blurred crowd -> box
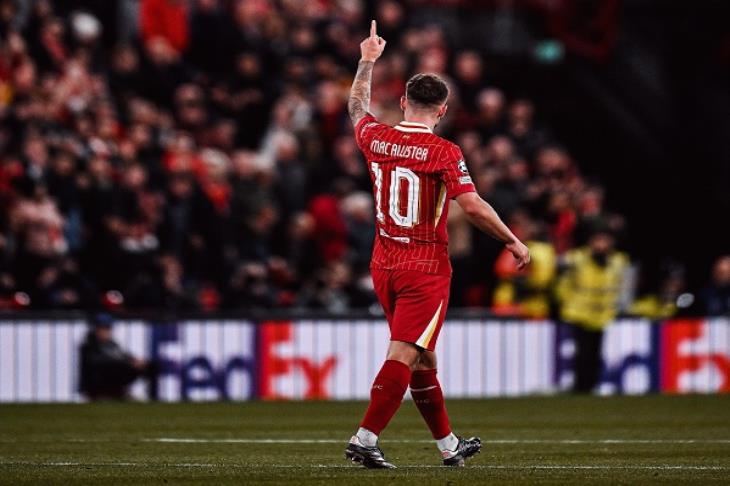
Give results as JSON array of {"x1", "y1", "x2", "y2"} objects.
[{"x1": 0, "y1": 0, "x2": 727, "y2": 316}]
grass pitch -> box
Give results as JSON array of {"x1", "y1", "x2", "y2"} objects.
[{"x1": 1, "y1": 395, "x2": 729, "y2": 485}]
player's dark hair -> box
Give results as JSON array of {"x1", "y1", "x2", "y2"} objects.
[{"x1": 405, "y1": 73, "x2": 449, "y2": 109}]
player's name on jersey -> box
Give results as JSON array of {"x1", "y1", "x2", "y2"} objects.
[{"x1": 370, "y1": 139, "x2": 429, "y2": 161}]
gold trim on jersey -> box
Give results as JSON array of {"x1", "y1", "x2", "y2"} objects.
[{"x1": 416, "y1": 300, "x2": 444, "y2": 349}]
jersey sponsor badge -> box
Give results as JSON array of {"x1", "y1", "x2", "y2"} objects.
[{"x1": 459, "y1": 175, "x2": 473, "y2": 184}]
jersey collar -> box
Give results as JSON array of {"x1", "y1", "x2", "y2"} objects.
[{"x1": 394, "y1": 121, "x2": 433, "y2": 134}]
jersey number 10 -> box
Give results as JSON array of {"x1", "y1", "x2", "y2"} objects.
[{"x1": 371, "y1": 163, "x2": 420, "y2": 228}]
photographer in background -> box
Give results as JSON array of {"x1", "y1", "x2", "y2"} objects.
[{"x1": 79, "y1": 313, "x2": 156, "y2": 400}]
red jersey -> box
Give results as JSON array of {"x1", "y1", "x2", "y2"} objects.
[{"x1": 355, "y1": 114, "x2": 476, "y2": 276}]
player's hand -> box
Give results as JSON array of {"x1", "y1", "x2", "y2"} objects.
[
  {"x1": 506, "y1": 240, "x2": 531, "y2": 270},
  {"x1": 360, "y1": 20, "x2": 386, "y2": 62}
]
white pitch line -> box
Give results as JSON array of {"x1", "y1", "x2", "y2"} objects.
[
  {"x1": 0, "y1": 462, "x2": 728, "y2": 471},
  {"x1": 144, "y1": 438, "x2": 730, "y2": 445},
  {"x1": 3, "y1": 438, "x2": 730, "y2": 445},
  {"x1": 0, "y1": 462, "x2": 217, "y2": 468},
  {"x1": 147, "y1": 438, "x2": 348, "y2": 444}
]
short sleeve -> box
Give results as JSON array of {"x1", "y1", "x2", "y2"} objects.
[
  {"x1": 354, "y1": 113, "x2": 380, "y2": 153},
  {"x1": 440, "y1": 146, "x2": 476, "y2": 199}
]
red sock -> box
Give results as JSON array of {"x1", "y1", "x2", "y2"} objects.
[
  {"x1": 360, "y1": 360, "x2": 412, "y2": 435},
  {"x1": 410, "y1": 369, "x2": 452, "y2": 439}
]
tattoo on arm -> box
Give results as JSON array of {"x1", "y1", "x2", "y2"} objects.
[{"x1": 348, "y1": 60, "x2": 374, "y2": 125}]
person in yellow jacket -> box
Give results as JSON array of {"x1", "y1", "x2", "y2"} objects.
[
  {"x1": 555, "y1": 227, "x2": 630, "y2": 393},
  {"x1": 492, "y1": 221, "x2": 557, "y2": 318},
  {"x1": 629, "y1": 266, "x2": 687, "y2": 319}
]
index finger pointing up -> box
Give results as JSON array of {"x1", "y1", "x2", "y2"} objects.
[{"x1": 370, "y1": 20, "x2": 377, "y2": 38}]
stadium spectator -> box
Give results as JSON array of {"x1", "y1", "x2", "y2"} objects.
[
  {"x1": 34, "y1": 256, "x2": 98, "y2": 309},
  {"x1": 699, "y1": 256, "x2": 730, "y2": 316},
  {"x1": 0, "y1": 1, "x2": 640, "y2": 312},
  {"x1": 629, "y1": 264, "x2": 686, "y2": 319},
  {"x1": 555, "y1": 226, "x2": 630, "y2": 393},
  {"x1": 474, "y1": 88, "x2": 506, "y2": 140},
  {"x1": 79, "y1": 313, "x2": 157, "y2": 400},
  {"x1": 340, "y1": 190, "x2": 375, "y2": 272},
  {"x1": 308, "y1": 180, "x2": 350, "y2": 265},
  {"x1": 492, "y1": 214, "x2": 557, "y2": 318},
  {"x1": 452, "y1": 50, "x2": 486, "y2": 110},
  {"x1": 9, "y1": 178, "x2": 67, "y2": 296},
  {"x1": 140, "y1": 0, "x2": 189, "y2": 56},
  {"x1": 506, "y1": 98, "x2": 548, "y2": 158}
]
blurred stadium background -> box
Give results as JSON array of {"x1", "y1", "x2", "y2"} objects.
[
  {"x1": 0, "y1": 0, "x2": 728, "y2": 399},
  {"x1": 0, "y1": 0, "x2": 729, "y2": 482}
]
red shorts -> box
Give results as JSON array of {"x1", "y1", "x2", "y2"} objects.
[{"x1": 371, "y1": 268, "x2": 451, "y2": 352}]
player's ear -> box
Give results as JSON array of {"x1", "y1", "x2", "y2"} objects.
[
  {"x1": 400, "y1": 95, "x2": 407, "y2": 112},
  {"x1": 437, "y1": 104, "x2": 448, "y2": 119}
]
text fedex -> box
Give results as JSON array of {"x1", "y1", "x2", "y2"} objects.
[{"x1": 151, "y1": 321, "x2": 339, "y2": 401}]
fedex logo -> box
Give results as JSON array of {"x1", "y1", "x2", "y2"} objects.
[
  {"x1": 150, "y1": 321, "x2": 338, "y2": 401},
  {"x1": 555, "y1": 318, "x2": 730, "y2": 395},
  {"x1": 145, "y1": 318, "x2": 729, "y2": 401},
  {"x1": 660, "y1": 319, "x2": 730, "y2": 393},
  {"x1": 257, "y1": 322, "x2": 338, "y2": 400},
  {"x1": 554, "y1": 321, "x2": 660, "y2": 394}
]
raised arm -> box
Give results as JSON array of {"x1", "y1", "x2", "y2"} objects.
[
  {"x1": 348, "y1": 20, "x2": 386, "y2": 125},
  {"x1": 455, "y1": 192, "x2": 531, "y2": 269}
]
